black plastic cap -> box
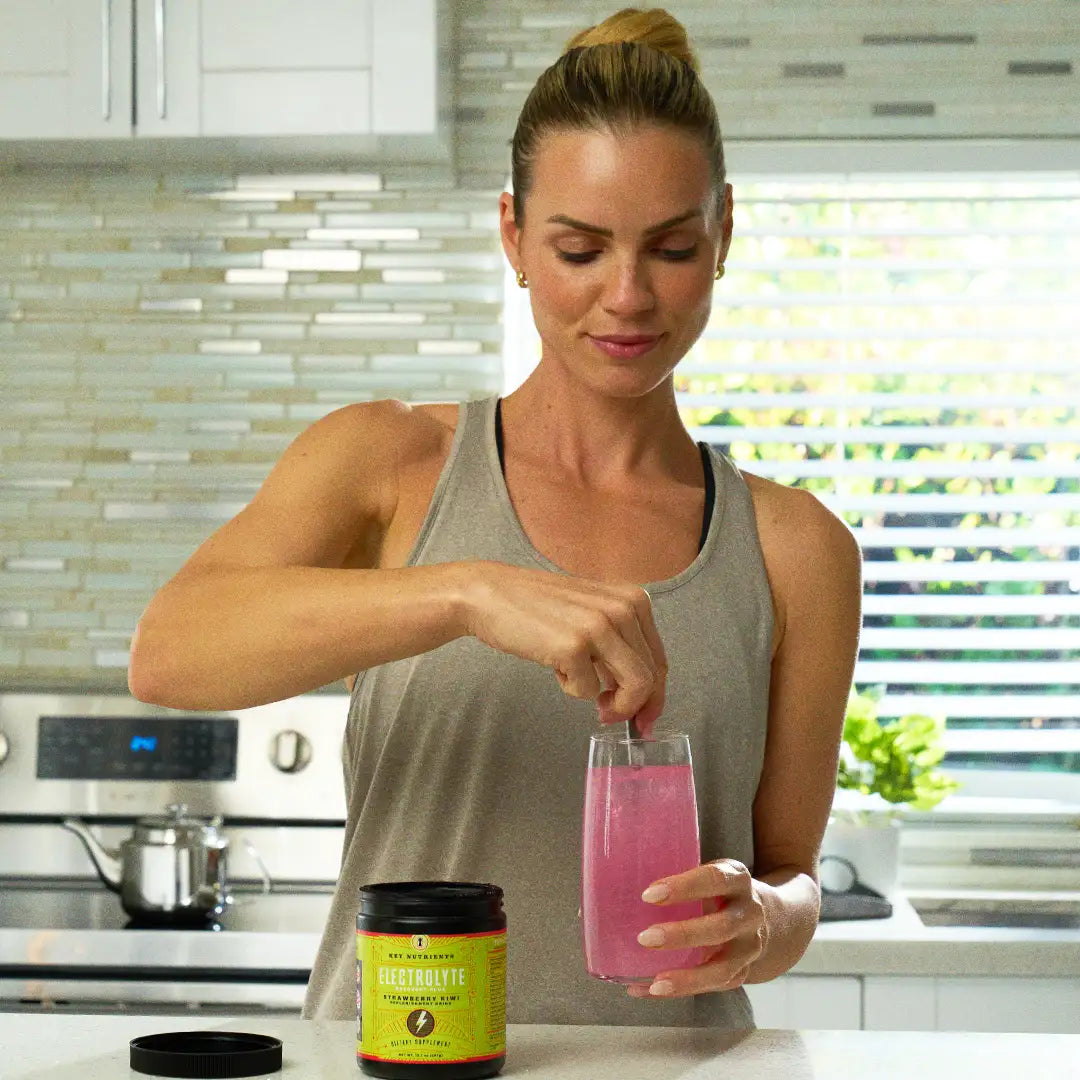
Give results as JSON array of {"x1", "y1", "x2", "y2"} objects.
[{"x1": 130, "y1": 1031, "x2": 283, "y2": 1078}]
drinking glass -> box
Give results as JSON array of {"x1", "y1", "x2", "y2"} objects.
[{"x1": 581, "y1": 730, "x2": 705, "y2": 984}]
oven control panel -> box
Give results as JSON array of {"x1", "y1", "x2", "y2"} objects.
[
  {"x1": 0, "y1": 692, "x2": 348, "y2": 820},
  {"x1": 37, "y1": 715, "x2": 238, "y2": 781}
]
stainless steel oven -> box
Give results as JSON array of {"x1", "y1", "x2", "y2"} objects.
[{"x1": 0, "y1": 692, "x2": 350, "y2": 1014}]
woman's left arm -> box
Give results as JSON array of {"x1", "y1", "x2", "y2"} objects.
[{"x1": 628, "y1": 488, "x2": 862, "y2": 998}]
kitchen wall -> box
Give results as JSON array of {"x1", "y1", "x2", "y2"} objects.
[
  {"x1": 0, "y1": 168, "x2": 504, "y2": 692},
  {"x1": 2, "y1": 1, "x2": 1078, "y2": 691},
  {"x1": 455, "y1": 0, "x2": 1080, "y2": 186}
]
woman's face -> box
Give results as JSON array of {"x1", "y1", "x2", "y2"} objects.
[{"x1": 500, "y1": 123, "x2": 733, "y2": 397}]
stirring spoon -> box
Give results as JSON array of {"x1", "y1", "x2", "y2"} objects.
[{"x1": 625, "y1": 715, "x2": 642, "y2": 767}]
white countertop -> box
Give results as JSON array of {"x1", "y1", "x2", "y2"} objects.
[
  {"x1": 794, "y1": 895, "x2": 1080, "y2": 977},
  {"x1": 3, "y1": 894, "x2": 1079, "y2": 987},
  {"x1": 4, "y1": 1015, "x2": 1079, "y2": 1079}
]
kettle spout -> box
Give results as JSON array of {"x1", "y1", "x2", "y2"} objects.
[{"x1": 61, "y1": 818, "x2": 122, "y2": 893}]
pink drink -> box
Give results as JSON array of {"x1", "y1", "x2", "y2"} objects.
[{"x1": 582, "y1": 761, "x2": 704, "y2": 983}]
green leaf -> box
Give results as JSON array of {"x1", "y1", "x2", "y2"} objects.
[{"x1": 838, "y1": 691, "x2": 960, "y2": 809}]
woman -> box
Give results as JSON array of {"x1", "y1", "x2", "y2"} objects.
[{"x1": 128, "y1": 8, "x2": 861, "y2": 1028}]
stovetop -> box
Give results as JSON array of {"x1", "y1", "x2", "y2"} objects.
[
  {"x1": 0, "y1": 879, "x2": 333, "y2": 933},
  {"x1": 0, "y1": 880, "x2": 334, "y2": 974}
]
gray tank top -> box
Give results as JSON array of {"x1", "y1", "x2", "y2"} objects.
[{"x1": 302, "y1": 394, "x2": 773, "y2": 1027}]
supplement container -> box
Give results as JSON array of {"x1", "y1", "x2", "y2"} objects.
[{"x1": 356, "y1": 881, "x2": 506, "y2": 1079}]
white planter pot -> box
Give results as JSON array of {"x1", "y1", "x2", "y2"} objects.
[{"x1": 820, "y1": 816, "x2": 902, "y2": 899}]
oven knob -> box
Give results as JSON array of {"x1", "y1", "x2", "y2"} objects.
[
  {"x1": 270, "y1": 729, "x2": 311, "y2": 774},
  {"x1": 0, "y1": 731, "x2": 8, "y2": 768}
]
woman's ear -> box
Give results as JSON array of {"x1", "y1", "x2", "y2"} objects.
[
  {"x1": 718, "y1": 183, "x2": 734, "y2": 266},
  {"x1": 499, "y1": 192, "x2": 524, "y2": 275}
]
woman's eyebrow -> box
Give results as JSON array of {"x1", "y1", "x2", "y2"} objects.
[{"x1": 545, "y1": 208, "x2": 702, "y2": 238}]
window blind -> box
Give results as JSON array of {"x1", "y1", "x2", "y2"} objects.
[
  {"x1": 680, "y1": 178, "x2": 1080, "y2": 794},
  {"x1": 503, "y1": 177, "x2": 1080, "y2": 797}
]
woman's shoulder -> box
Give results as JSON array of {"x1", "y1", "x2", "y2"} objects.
[
  {"x1": 259, "y1": 399, "x2": 462, "y2": 540},
  {"x1": 298, "y1": 398, "x2": 461, "y2": 469},
  {"x1": 740, "y1": 469, "x2": 852, "y2": 540},
  {"x1": 739, "y1": 469, "x2": 861, "y2": 654},
  {"x1": 318, "y1": 396, "x2": 459, "y2": 440}
]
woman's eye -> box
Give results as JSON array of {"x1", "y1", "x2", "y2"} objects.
[
  {"x1": 658, "y1": 246, "x2": 698, "y2": 261},
  {"x1": 555, "y1": 245, "x2": 699, "y2": 265}
]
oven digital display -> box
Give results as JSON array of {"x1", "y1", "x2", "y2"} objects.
[{"x1": 36, "y1": 716, "x2": 238, "y2": 781}]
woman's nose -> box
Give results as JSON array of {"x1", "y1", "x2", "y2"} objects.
[{"x1": 601, "y1": 260, "x2": 656, "y2": 317}]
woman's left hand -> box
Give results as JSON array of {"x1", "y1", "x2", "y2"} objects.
[{"x1": 626, "y1": 858, "x2": 770, "y2": 999}]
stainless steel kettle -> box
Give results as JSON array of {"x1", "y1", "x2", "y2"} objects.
[{"x1": 61, "y1": 803, "x2": 230, "y2": 923}]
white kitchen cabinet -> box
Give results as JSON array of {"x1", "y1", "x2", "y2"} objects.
[
  {"x1": 370, "y1": 0, "x2": 437, "y2": 134},
  {"x1": 137, "y1": 0, "x2": 437, "y2": 138},
  {"x1": 862, "y1": 977, "x2": 937, "y2": 1031},
  {"x1": 864, "y1": 976, "x2": 1080, "y2": 1034},
  {"x1": 0, "y1": 0, "x2": 132, "y2": 139},
  {"x1": 0, "y1": 0, "x2": 436, "y2": 141},
  {"x1": 745, "y1": 975, "x2": 862, "y2": 1030}
]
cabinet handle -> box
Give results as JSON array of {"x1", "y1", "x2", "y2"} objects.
[
  {"x1": 155, "y1": 0, "x2": 167, "y2": 119},
  {"x1": 101, "y1": 0, "x2": 111, "y2": 120}
]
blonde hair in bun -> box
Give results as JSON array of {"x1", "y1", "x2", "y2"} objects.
[
  {"x1": 510, "y1": 7, "x2": 724, "y2": 224},
  {"x1": 564, "y1": 7, "x2": 700, "y2": 73}
]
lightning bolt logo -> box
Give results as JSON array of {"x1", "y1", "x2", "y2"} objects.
[{"x1": 407, "y1": 1008, "x2": 435, "y2": 1038}]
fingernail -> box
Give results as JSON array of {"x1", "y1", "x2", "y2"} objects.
[
  {"x1": 649, "y1": 980, "x2": 674, "y2": 997},
  {"x1": 637, "y1": 927, "x2": 665, "y2": 947},
  {"x1": 641, "y1": 884, "x2": 670, "y2": 903}
]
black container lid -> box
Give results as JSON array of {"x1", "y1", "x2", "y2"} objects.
[
  {"x1": 358, "y1": 881, "x2": 504, "y2": 919},
  {"x1": 129, "y1": 1031, "x2": 282, "y2": 1078}
]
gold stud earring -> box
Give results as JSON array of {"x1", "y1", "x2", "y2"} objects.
[
  {"x1": 516, "y1": 270, "x2": 528, "y2": 289},
  {"x1": 715, "y1": 264, "x2": 725, "y2": 281}
]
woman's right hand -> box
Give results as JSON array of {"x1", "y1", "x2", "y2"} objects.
[{"x1": 458, "y1": 561, "x2": 667, "y2": 732}]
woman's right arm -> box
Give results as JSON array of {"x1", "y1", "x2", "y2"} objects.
[
  {"x1": 128, "y1": 400, "x2": 667, "y2": 723},
  {"x1": 127, "y1": 401, "x2": 472, "y2": 710}
]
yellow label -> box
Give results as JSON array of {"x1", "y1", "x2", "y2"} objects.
[{"x1": 357, "y1": 929, "x2": 506, "y2": 1065}]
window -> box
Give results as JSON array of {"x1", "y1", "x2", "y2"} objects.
[{"x1": 503, "y1": 174, "x2": 1080, "y2": 804}]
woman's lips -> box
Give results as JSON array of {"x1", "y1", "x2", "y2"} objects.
[{"x1": 587, "y1": 334, "x2": 662, "y2": 359}]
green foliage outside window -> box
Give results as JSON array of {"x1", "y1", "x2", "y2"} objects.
[{"x1": 676, "y1": 180, "x2": 1080, "y2": 777}]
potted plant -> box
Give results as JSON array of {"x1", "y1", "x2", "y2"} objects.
[{"x1": 821, "y1": 685, "x2": 960, "y2": 899}]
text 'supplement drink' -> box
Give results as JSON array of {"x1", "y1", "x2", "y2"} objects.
[{"x1": 582, "y1": 733, "x2": 705, "y2": 984}]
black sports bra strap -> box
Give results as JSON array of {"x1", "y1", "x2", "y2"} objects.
[{"x1": 697, "y1": 441, "x2": 715, "y2": 554}]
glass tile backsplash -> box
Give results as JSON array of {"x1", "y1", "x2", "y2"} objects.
[{"x1": 0, "y1": 169, "x2": 503, "y2": 689}]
